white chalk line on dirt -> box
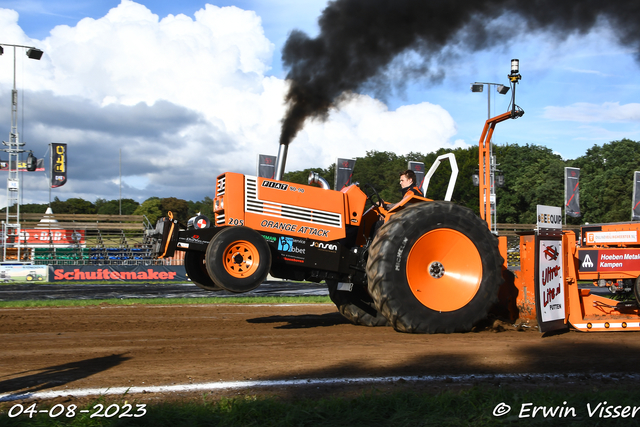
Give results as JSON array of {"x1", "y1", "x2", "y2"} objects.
[{"x1": 1, "y1": 372, "x2": 638, "y2": 403}]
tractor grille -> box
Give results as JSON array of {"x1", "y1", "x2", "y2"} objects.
[
  {"x1": 215, "y1": 175, "x2": 226, "y2": 225},
  {"x1": 245, "y1": 176, "x2": 342, "y2": 228},
  {"x1": 216, "y1": 176, "x2": 226, "y2": 196}
]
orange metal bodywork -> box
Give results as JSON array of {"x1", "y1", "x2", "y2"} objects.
[
  {"x1": 507, "y1": 233, "x2": 537, "y2": 321},
  {"x1": 214, "y1": 172, "x2": 369, "y2": 242},
  {"x1": 510, "y1": 229, "x2": 640, "y2": 331},
  {"x1": 563, "y1": 231, "x2": 640, "y2": 331},
  {"x1": 582, "y1": 222, "x2": 640, "y2": 247},
  {"x1": 577, "y1": 222, "x2": 640, "y2": 282},
  {"x1": 478, "y1": 111, "x2": 514, "y2": 228}
]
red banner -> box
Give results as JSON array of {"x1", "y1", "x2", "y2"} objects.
[
  {"x1": 15, "y1": 229, "x2": 85, "y2": 245},
  {"x1": 579, "y1": 248, "x2": 640, "y2": 272}
]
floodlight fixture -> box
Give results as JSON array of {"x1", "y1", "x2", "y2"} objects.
[
  {"x1": 26, "y1": 151, "x2": 37, "y2": 171},
  {"x1": 497, "y1": 84, "x2": 510, "y2": 95},
  {"x1": 471, "y1": 83, "x2": 484, "y2": 93},
  {"x1": 0, "y1": 46, "x2": 3, "y2": 56},
  {"x1": 26, "y1": 48, "x2": 43, "y2": 60}
]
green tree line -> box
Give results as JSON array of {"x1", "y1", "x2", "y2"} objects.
[
  {"x1": 7, "y1": 138, "x2": 638, "y2": 227},
  {"x1": 284, "y1": 138, "x2": 640, "y2": 224},
  {"x1": 14, "y1": 196, "x2": 214, "y2": 227}
]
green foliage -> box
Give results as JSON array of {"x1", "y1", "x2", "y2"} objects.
[
  {"x1": 160, "y1": 197, "x2": 190, "y2": 225},
  {"x1": 573, "y1": 139, "x2": 640, "y2": 223},
  {"x1": 284, "y1": 165, "x2": 335, "y2": 189},
  {"x1": 188, "y1": 196, "x2": 214, "y2": 218},
  {"x1": 95, "y1": 198, "x2": 139, "y2": 215},
  {"x1": 424, "y1": 146, "x2": 480, "y2": 213},
  {"x1": 279, "y1": 139, "x2": 640, "y2": 224},
  {"x1": 17, "y1": 203, "x2": 49, "y2": 213},
  {"x1": 51, "y1": 197, "x2": 97, "y2": 214},
  {"x1": 495, "y1": 144, "x2": 565, "y2": 223},
  {"x1": 2, "y1": 195, "x2": 214, "y2": 227},
  {"x1": 6, "y1": 139, "x2": 640, "y2": 225},
  {"x1": 133, "y1": 197, "x2": 163, "y2": 225},
  {"x1": 351, "y1": 151, "x2": 407, "y2": 203}
]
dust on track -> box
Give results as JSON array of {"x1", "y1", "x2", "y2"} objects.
[{"x1": 2, "y1": 304, "x2": 640, "y2": 404}]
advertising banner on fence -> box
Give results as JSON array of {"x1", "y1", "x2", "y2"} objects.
[
  {"x1": 536, "y1": 205, "x2": 562, "y2": 230},
  {"x1": 0, "y1": 265, "x2": 48, "y2": 283},
  {"x1": 564, "y1": 167, "x2": 580, "y2": 218},
  {"x1": 408, "y1": 161, "x2": 426, "y2": 189},
  {"x1": 257, "y1": 154, "x2": 276, "y2": 179},
  {"x1": 18, "y1": 229, "x2": 85, "y2": 246},
  {"x1": 49, "y1": 265, "x2": 187, "y2": 282},
  {"x1": 633, "y1": 171, "x2": 640, "y2": 221},
  {"x1": 578, "y1": 248, "x2": 640, "y2": 273},
  {"x1": 538, "y1": 239, "x2": 565, "y2": 322},
  {"x1": 0, "y1": 158, "x2": 45, "y2": 172},
  {"x1": 51, "y1": 143, "x2": 67, "y2": 188},
  {"x1": 335, "y1": 158, "x2": 356, "y2": 190}
]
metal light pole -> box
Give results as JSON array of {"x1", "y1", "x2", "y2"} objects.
[
  {"x1": 470, "y1": 81, "x2": 509, "y2": 234},
  {"x1": 0, "y1": 43, "x2": 43, "y2": 262}
]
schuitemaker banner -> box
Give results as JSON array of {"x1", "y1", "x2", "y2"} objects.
[{"x1": 51, "y1": 143, "x2": 67, "y2": 188}]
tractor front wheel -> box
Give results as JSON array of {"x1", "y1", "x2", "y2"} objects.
[
  {"x1": 184, "y1": 250, "x2": 222, "y2": 291},
  {"x1": 367, "y1": 201, "x2": 503, "y2": 333},
  {"x1": 205, "y1": 226, "x2": 271, "y2": 293}
]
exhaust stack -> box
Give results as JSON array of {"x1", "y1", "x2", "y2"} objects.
[
  {"x1": 308, "y1": 172, "x2": 330, "y2": 189},
  {"x1": 274, "y1": 144, "x2": 288, "y2": 181}
]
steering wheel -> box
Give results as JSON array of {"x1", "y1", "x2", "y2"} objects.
[{"x1": 363, "y1": 183, "x2": 383, "y2": 208}]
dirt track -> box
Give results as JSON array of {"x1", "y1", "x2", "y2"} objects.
[{"x1": 2, "y1": 303, "x2": 640, "y2": 401}]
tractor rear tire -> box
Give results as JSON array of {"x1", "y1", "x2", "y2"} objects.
[
  {"x1": 205, "y1": 226, "x2": 271, "y2": 293},
  {"x1": 367, "y1": 201, "x2": 503, "y2": 333},
  {"x1": 326, "y1": 280, "x2": 389, "y2": 327},
  {"x1": 184, "y1": 250, "x2": 222, "y2": 291}
]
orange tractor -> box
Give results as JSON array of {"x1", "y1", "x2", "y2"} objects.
[
  {"x1": 149, "y1": 56, "x2": 640, "y2": 334},
  {"x1": 148, "y1": 62, "x2": 527, "y2": 334},
  {"x1": 151, "y1": 171, "x2": 507, "y2": 333},
  {"x1": 149, "y1": 113, "x2": 527, "y2": 333}
]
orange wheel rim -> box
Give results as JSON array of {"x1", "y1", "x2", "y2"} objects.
[
  {"x1": 222, "y1": 240, "x2": 260, "y2": 278},
  {"x1": 406, "y1": 229, "x2": 482, "y2": 312}
]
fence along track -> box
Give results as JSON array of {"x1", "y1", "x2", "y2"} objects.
[
  {"x1": 3, "y1": 216, "x2": 578, "y2": 267},
  {"x1": 4, "y1": 213, "x2": 181, "y2": 265}
]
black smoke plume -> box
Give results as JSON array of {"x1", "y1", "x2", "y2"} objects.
[{"x1": 280, "y1": 0, "x2": 640, "y2": 146}]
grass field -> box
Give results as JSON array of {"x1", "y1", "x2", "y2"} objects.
[
  {"x1": 4, "y1": 385, "x2": 640, "y2": 426},
  {"x1": 0, "y1": 295, "x2": 331, "y2": 308}
]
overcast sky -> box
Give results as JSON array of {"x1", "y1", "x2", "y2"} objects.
[{"x1": 0, "y1": 0, "x2": 638, "y2": 208}]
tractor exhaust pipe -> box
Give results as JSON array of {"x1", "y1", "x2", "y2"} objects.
[
  {"x1": 274, "y1": 144, "x2": 288, "y2": 181},
  {"x1": 308, "y1": 172, "x2": 330, "y2": 189}
]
